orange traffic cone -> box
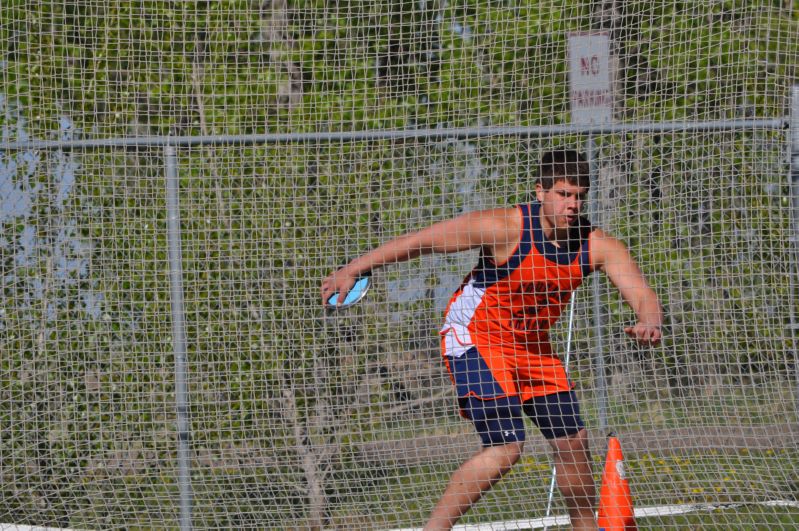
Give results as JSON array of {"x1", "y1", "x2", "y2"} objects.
[{"x1": 597, "y1": 434, "x2": 637, "y2": 530}]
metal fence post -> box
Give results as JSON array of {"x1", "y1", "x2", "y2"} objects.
[
  {"x1": 586, "y1": 135, "x2": 608, "y2": 433},
  {"x1": 165, "y1": 144, "x2": 193, "y2": 531},
  {"x1": 790, "y1": 86, "x2": 799, "y2": 416}
]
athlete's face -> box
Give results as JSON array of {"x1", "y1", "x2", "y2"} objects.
[{"x1": 535, "y1": 179, "x2": 589, "y2": 235}]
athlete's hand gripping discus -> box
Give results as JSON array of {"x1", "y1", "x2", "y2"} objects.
[{"x1": 324, "y1": 272, "x2": 372, "y2": 310}]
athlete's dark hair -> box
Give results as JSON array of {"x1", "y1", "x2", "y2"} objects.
[{"x1": 538, "y1": 149, "x2": 590, "y2": 190}]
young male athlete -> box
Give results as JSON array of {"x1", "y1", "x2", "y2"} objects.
[{"x1": 321, "y1": 149, "x2": 663, "y2": 530}]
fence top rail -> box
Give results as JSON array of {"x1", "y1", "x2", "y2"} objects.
[{"x1": 0, "y1": 118, "x2": 789, "y2": 151}]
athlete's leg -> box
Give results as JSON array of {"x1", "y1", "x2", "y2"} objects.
[
  {"x1": 433, "y1": 348, "x2": 524, "y2": 530},
  {"x1": 523, "y1": 390, "x2": 596, "y2": 529},
  {"x1": 424, "y1": 440, "x2": 524, "y2": 531},
  {"x1": 548, "y1": 428, "x2": 597, "y2": 530}
]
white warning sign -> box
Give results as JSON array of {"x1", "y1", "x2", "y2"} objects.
[{"x1": 568, "y1": 33, "x2": 613, "y2": 125}]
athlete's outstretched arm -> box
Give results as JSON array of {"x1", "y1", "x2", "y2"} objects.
[
  {"x1": 591, "y1": 229, "x2": 663, "y2": 345},
  {"x1": 320, "y1": 208, "x2": 517, "y2": 305}
]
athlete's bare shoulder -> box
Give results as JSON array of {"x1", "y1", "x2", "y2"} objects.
[
  {"x1": 480, "y1": 205, "x2": 522, "y2": 228},
  {"x1": 473, "y1": 206, "x2": 523, "y2": 263},
  {"x1": 588, "y1": 227, "x2": 631, "y2": 270}
]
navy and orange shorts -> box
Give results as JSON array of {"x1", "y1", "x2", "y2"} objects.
[{"x1": 444, "y1": 346, "x2": 585, "y2": 447}]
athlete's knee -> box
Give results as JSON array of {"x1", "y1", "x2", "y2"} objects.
[
  {"x1": 476, "y1": 440, "x2": 525, "y2": 473},
  {"x1": 549, "y1": 427, "x2": 590, "y2": 459},
  {"x1": 497, "y1": 440, "x2": 525, "y2": 462}
]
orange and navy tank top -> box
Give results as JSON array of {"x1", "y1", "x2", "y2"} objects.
[{"x1": 440, "y1": 202, "x2": 594, "y2": 362}]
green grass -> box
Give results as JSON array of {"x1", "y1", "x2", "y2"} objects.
[{"x1": 318, "y1": 448, "x2": 799, "y2": 529}]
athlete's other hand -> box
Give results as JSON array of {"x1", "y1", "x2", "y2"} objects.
[{"x1": 624, "y1": 323, "x2": 661, "y2": 345}]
